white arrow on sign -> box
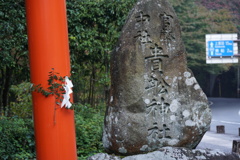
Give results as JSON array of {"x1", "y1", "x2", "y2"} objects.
[{"x1": 210, "y1": 42, "x2": 214, "y2": 48}]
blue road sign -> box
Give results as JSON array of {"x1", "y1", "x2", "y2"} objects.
[{"x1": 208, "y1": 40, "x2": 234, "y2": 57}]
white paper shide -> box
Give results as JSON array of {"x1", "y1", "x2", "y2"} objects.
[{"x1": 61, "y1": 76, "x2": 73, "y2": 108}]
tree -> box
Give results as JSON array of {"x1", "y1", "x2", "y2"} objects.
[
  {"x1": 67, "y1": 0, "x2": 136, "y2": 106},
  {"x1": 168, "y1": 0, "x2": 238, "y2": 96},
  {"x1": 0, "y1": 0, "x2": 29, "y2": 115},
  {"x1": 199, "y1": 0, "x2": 240, "y2": 34}
]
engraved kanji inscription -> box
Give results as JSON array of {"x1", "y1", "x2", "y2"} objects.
[
  {"x1": 161, "y1": 13, "x2": 172, "y2": 33},
  {"x1": 148, "y1": 123, "x2": 159, "y2": 140},
  {"x1": 135, "y1": 30, "x2": 152, "y2": 44},
  {"x1": 160, "y1": 13, "x2": 175, "y2": 42},
  {"x1": 159, "y1": 98, "x2": 170, "y2": 115},
  {"x1": 150, "y1": 44, "x2": 163, "y2": 56},
  {"x1": 145, "y1": 44, "x2": 168, "y2": 72},
  {"x1": 144, "y1": 74, "x2": 158, "y2": 90},
  {"x1": 146, "y1": 99, "x2": 158, "y2": 117},
  {"x1": 158, "y1": 82, "x2": 168, "y2": 97},
  {"x1": 146, "y1": 98, "x2": 169, "y2": 117},
  {"x1": 148, "y1": 123, "x2": 172, "y2": 140},
  {"x1": 136, "y1": 11, "x2": 150, "y2": 23},
  {"x1": 159, "y1": 124, "x2": 171, "y2": 139}
]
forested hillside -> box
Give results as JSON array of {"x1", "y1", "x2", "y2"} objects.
[
  {"x1": 1, "y1": 0, "x2": 239, "y2": 115},
  {"x1": 169, "y1": 0, "x2": 239, "y2": 97}
]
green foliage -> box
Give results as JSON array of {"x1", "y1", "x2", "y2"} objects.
[
  {"x1": 9, "y1": 82, "x2": 32, "y2": 118},
  {"x1": 74, "y1": 104, "x2": 105, "y2": 159},
  {"x1": 199, "y1": 0, "x2": 240, "y2": 35},
  {"x1": 0, "y1": 0, "x2": 28, "y2": 69},
  {"x1": 168, "y1": 0, "x2": 238, "y2": 96},
  {"x1": 0, "y1": 0, "x2": 29, "y2": 114},
  {"x1": 0, "y1": 116, "x2": 35, "y2": 159},
  {"x1": 67, "y1": 0, "x2": 136, "y2": 106},
  {"x1": 169, "y1": 0, "x2": 237, "y2": 76},
  {"x1": 0, "y1": 103, "x2": 106, "y2": 160},
  {"x1": 32, "y1": 68, "x2": 66, "y2": 106}
]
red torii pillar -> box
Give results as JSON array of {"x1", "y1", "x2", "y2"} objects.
[{"x1": 25, "y1": 0, "x2": 77, "y2": 159}]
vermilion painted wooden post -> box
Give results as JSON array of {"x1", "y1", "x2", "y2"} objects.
[{"x1": 25, "y1": 0, "x2": 77, "y2": 159}]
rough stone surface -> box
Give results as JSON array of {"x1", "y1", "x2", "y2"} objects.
[
  {"x1": 87, "y1": 147, "x2": 240, "y2": 160},
  {"x1": 103, "y1": 0, "x2": 211, "y2": 155},
  {"x1": 87, "y1": 153, "x2": 121, "y2": 160}
]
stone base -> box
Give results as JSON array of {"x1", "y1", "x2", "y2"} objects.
[{"x1": 88, "y1": 147, "x2": 240, "y2": 160}]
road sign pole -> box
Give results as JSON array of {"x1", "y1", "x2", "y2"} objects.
[
  {"x1": 237, "y1": 66, "x2": 240, "y2": 98},
  {"x1": 233, "y1": 39, "x2": 240, "y2": 97},
  {"x1": 25, "y1": 0, "x2": 77, "y2": 159}
]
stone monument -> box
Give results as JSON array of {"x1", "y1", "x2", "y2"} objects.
[{"x1": 103, "y1": 0, "x2": 211, "y2": 155}]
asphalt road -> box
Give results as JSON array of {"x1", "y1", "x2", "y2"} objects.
[
  {"x1": 209, "y1": 97, "x2": 240, "y2": 135},
  {"x1": 197, "y1": 97, "x2": 240, "y2": 153}
]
